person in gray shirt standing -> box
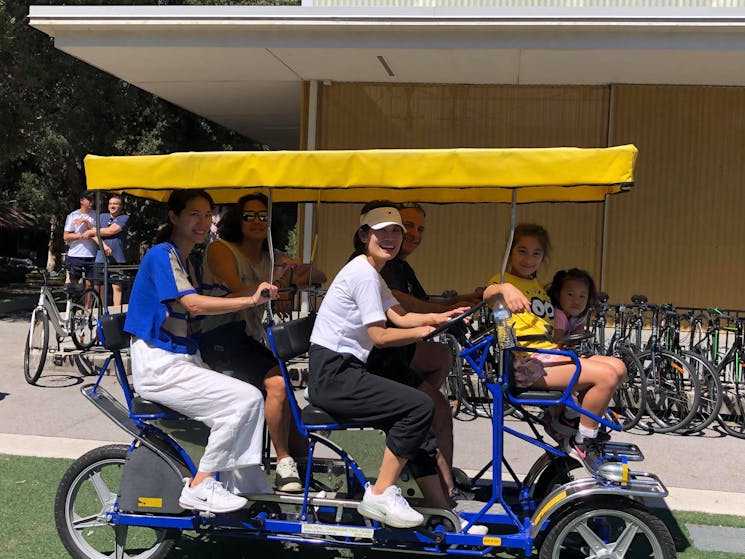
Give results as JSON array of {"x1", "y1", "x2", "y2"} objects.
[{"x1": 63, "y1": 191, "x2": 98, "y2": 286}]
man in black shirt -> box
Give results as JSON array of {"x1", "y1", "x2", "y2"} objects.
[{"x1": 368, "y1": 202, "x2": 480, "y2": 501}]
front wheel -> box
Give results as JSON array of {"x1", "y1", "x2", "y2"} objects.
[
  {"x1": 24, "y1": 310, "x2": 49, "y2": 385},
  {"x1": 70, "y1": 288, "x2": 101, "y2": 350},
  {"x1": 538, "y1": 497, "x2": 676, "y2": 559},
  {"x1": 639, "y1": 349, "x2": 701, "y2": 434},
  {"x1": 54, "y1": 444, "x2": 180, "y2": 559}
]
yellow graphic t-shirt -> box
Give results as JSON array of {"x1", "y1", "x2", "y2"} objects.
[{"x1": 487, "y1": 272, "x2": 556, "y2": 349}]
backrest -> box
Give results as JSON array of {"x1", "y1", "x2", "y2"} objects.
[
  {"x1": 267, "y1": 314, "x2": 316, "y2": 435},
  {"x1": 98, "y1": 313, "x2": 130, "y2": 351},
  {"x1": 268, "y1": 313, "x2": 315, "y2": 362}
]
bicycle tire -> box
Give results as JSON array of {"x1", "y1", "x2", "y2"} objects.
[
  {"x1": 54, "y1": 444, "x2": 180, "y2": 559},
  {"x1": 440, "y1": 369, "x2": 463, "y2": 418},
  {"x1": 717, "y1": 351, "x2": 745, "y2": 439},
  {"x1": 639, "y1": 349, "x2": 701, "y2": 434},
  {"x1": 679, "y1": 350, "x2": 723, "y2": 434},
  {"x1": 24, "y1": 310, "x2": 49, "y2": 385},
  {"x1": 70, "y1": 288, "x2": 101, "y2": 351},
  {"x1": 608, "y1": 346, "x2": 646, "y2": 431},
  {"x1": 441, "y1": 334, "x2": 464, "y2": 418}
]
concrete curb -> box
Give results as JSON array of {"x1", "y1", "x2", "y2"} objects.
[{"x1": 4, "y1": 433, "x2": 745, "y2": 517}]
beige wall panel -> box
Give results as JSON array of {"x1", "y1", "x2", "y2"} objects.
[
  {"x1": 319, "y1": 82, "x2": 609, "y2": 148},
  {"x1": 607, "y1": 85, "x2": 745, "y2": 309},
  {"x1": 313, "y1": 202, "x2": 604, "y2": 295},
  {"x1": 313, "y1": 83, "x2": 610, "y2": 293}
]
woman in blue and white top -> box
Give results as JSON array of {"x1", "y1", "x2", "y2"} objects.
[
  {"x1": 308, "y1": 202, "x2": 479, "y2": 531},
  {"x1": 124, "y1": 189, "x2": 278, "y2": 514}
]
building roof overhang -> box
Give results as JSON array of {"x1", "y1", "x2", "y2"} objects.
[{"x1": 28, "y1": 5, "x2": 745, "y2": 148}]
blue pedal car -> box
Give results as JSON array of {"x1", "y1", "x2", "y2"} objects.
[{"x1": 54, "y1": 146, "x2": 676, "y2": 559}]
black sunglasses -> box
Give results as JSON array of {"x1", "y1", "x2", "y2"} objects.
[{"x1": 242, "y1": 211, "x2": 269, "y2": 223}]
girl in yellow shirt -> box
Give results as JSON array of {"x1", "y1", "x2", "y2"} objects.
[{"x1": 483, "y1": 223, "x2": 625, "y2": 472}]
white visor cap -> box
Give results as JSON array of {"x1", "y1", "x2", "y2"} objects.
[{"x1": 360, "y1": 206, "x2": 404, "y2": 231}]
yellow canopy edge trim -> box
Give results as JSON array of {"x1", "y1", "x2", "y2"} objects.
[{"x1": 84, "y1": 145, "x2": 637, "y2": 204}]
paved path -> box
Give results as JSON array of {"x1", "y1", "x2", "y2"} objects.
[{"x1": 2, "y1": 317, "x2": 745, "y2": 517}]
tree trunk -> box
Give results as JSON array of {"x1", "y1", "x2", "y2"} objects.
[{"x1": 46, "y1": 215, "x2": 60, "y2": 272}]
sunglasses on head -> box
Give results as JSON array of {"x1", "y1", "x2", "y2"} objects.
[{"x1": 242, "y1": 211, "x2": 269, "y2": 223}]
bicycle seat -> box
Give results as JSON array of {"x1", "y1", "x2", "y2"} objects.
[
  {"x1": 131, "y1": 396, "x2": 185, "y2": 419},
  {"x1": 301, "y1": 405, "x2": 343, "y2": 425},
  {"x1": 98, "y1": 314, "x2": 131, "y2": 351}
]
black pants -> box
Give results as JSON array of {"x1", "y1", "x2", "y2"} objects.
[{"x1": 308, "y1": 344, "x2": 437, "y2": 478}]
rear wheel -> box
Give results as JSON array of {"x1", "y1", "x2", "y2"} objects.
[
  {"x1": 70, "y1": 288, "x2": 101, "y2": 350},
  {"x1": 55, "y1": 444, "x2": 180, "y2": 559},
  {"x1": 24, "y1": 310, "x2": 49, "y2": 385},
  {"x1": 680, "y1": 350, "x2": 722, "y2": 434},
  {"x1": 718, "y1": 352, "x2": 745, "y2": 439},
  {"x1": 640, "y1": 349, "x2": 701, "y2": 434},
  {"x1": 609, "y1": 346, "x2": 646, "y2": 430},
  {"x1": 538, "y1": 497, "x2": 675, "y2": 559}
]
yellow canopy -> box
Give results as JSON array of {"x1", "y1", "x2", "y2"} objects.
[{"x1": 84, "y1": 145, "x2": 637, "y2": 204}]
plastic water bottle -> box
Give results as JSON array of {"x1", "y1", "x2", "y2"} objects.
[{"x1": 492, "y1": 294, "x2": 516, "y2": 349}]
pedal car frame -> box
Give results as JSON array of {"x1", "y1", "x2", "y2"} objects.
[{"x1": 54, "y1": 145, "x2": 677, "y2": 559}]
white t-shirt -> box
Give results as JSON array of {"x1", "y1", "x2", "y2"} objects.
[
  {"x1": 64, "y1": 209, "x2": 98, "y2": 258},
  {"x1": 311, "y1": 255, "x2": 399, "y2": 363}
]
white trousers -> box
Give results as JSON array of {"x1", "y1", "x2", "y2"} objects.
[{"x1": 130, "y1": 338, "x2": 268, "y2": 491}]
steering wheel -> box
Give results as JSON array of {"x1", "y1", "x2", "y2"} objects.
[{"x1": 422, "y1": 300, "x2": 487, "y2": 341}]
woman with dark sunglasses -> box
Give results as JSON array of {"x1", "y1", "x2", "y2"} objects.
[{"x1": 200, "y1": 193, "x2": 324, "y2": 492}]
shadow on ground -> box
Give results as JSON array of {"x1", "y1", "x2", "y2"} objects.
[{"x1": 655, "y1": 508, "x2": 692, "y2": 553}]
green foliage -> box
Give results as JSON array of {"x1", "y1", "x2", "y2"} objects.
[{"x1": 0, "y1": 0, "x2": 267, "y2": 263}]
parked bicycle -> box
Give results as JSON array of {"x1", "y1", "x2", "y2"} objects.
[
  {"x1": 23, "y1": 271, "x2": 102, "y2": 385},
  {"x1": 586, "y1": 293, "x2": 647, "y2": 430},
  {"x1": 624, "y1": 296, "x2": 701, "y2": 434},
  {"x1": 697, "y1": 309, "x2": 745, "y2": 439},
  {"x1": 657, "y1": 307, "x2": 722, "y2": 434}
]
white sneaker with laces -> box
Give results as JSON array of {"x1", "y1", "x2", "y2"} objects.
[
  {"x1": 178, "y1": 477, "x2": 248, "y2": 513},
  {"x1": 275, "y1": 457, "x2": 303, "y2": 492},
  {"x1": 357, "y1": 483, "x2": 424, "y2": 528}
]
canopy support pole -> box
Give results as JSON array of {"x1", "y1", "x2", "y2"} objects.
[
  {"x1": 95, "y1": 192, "x2": 109, "y2": 312},
  {"x1": 499, "y1": 190, "x2": 517, "y2": 283},
  {"x1": 300, "y1": 80, "x2": 320, "y2": 315}
]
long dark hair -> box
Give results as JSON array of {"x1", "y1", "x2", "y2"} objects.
[
  {"x1": 218, "y1": 193, "x2": 270, "y2": 251},
  {"x1": 547, "y1": 268, "x2": 598, "y2": 318},
  {"x1": 154, "y1": 189, "x2": 214, "y2": 244},
  {"x1": 349, "y1": 199, "x2": 399, "y2": 259}
]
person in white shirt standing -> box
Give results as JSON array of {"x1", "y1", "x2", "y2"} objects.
[{"x1": 63, "y1": 191, "x2": 98, "y2": 286}]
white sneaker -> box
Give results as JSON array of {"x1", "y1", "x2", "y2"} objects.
[
  {"x1": 275, "y1": 457, "x2": 303, "y2": 492},
  {"x1": 460, "y1": 517, "x2": 489, "y2": 535},
  {"x1": 357, "y1": 483, "x2": 424, "y2": 528},
  {"x1": 178, "y1": 477, "x2": 248, "y2": 513}
]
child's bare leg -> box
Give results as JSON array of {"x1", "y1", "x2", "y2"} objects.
[{"x1": 532, "y1": 359, "x2": 619, "y2": 430}]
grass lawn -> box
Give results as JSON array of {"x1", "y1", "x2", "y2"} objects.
[{"x1": 2, "y1": 452, "x2": 743, "y2": 559}]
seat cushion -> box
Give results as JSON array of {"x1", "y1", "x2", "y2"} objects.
[
  {"x1": 301, "y1": 405, "x2": 340, "y2": 426},
  {"x1": 131, "y1": 396, "x2": 184, "y2": 418}
]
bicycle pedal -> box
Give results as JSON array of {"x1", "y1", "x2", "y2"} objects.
[
  {"x1": 53, "y1": 354, "x2": 65, "y2": 367},
  {"x1": 601, "y1": 441, "x2": 644, "y2": 461}
]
